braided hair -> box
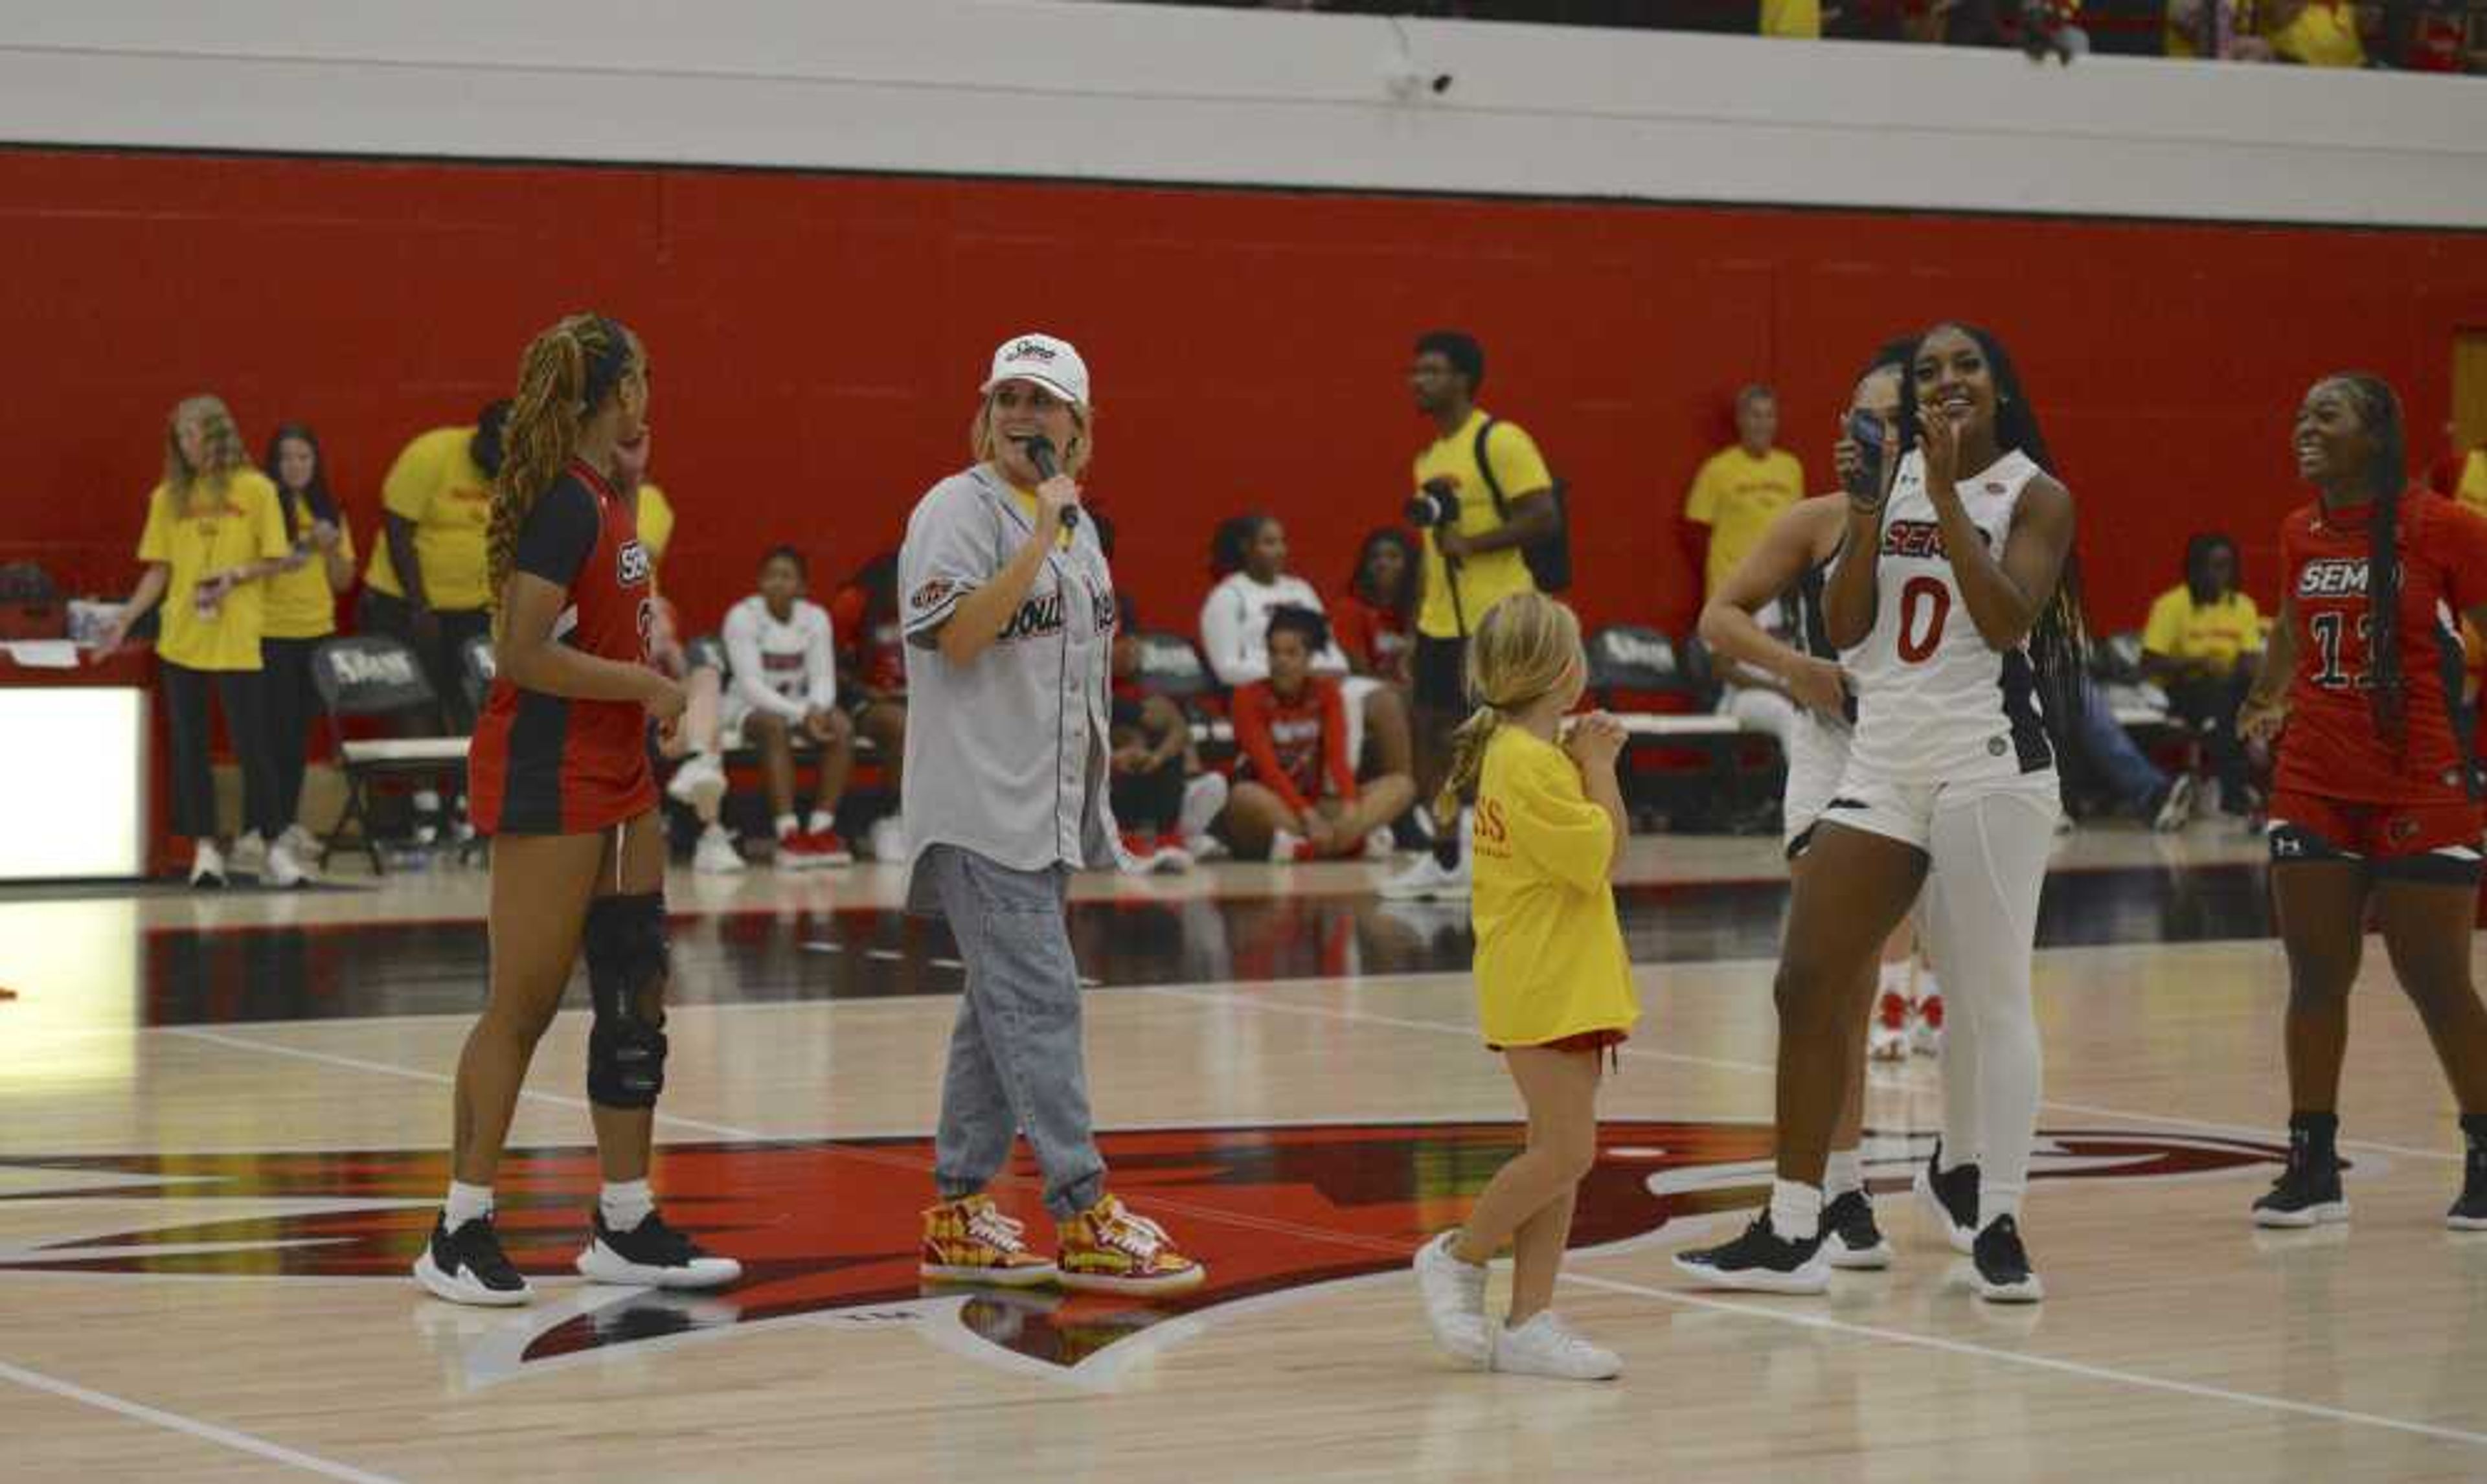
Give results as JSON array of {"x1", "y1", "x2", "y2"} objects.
[
  {"x1": 1895, "y1": 323, "x2": 2090, "y2": 749},
  {"x1": 2321, "y1": 374, "x2": 2409, "y2": 745},
  {"x1": 486, "y1": 313, "x2": 637, "y2": 625}
]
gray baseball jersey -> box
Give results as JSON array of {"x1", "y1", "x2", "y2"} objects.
[{"x1": 898, "y1": 464, "x2": 1119, "y2": 910}]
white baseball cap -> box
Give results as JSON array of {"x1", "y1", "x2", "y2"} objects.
[{"x1": 980, "y1": 332, "x2": 1090, "y2": 407}]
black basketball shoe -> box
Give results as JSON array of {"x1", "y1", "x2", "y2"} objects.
[
  {"x1": 1972, "y1": 1215, "x2": 2043, "y2": 1303},
  {"x1": 413, "y1": 1212, "x2": 530, "y2": 1307},
  {"x1": 2450, "y1": 1145, "x2": 2486, "y2": 1232},
  {"x1": 576, "y1": 1208, "x2": 744, "y2": 1289},
  {"x1": 2251, "y1": 1156, "x2": 2348, "y2": 1229},
  {"x1": 1914, "y1": 1141, "x2": 1979, "y2": 1254},
  {"x1": 1823, "y1": 1189, "x2": 1893, "y2": 1270},
  {"x1": 1672, "y1": 1213, "x2": 1829, "y2": 1295}
]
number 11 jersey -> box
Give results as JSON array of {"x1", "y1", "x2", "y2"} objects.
[
  {"x1": 1844, "y1": 446, "x2": 2054, "y2": 784},
  {"x1": 2277, "y1": 494, "x2": 2487, "y2": 805}
]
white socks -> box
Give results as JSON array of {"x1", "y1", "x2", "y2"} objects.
[
  {"x1": 1825, "y1": 1149, "x2": 1863, "y2": 1200},
  {"x1": 775, "y1": 813, "x2": 801, "y2": 840},
  {"x1": 805, "y1": 809, "x2": 834, "y2": 835},
  {"x1": 1878, "y1": 959, "x2": 1910, "y2": 996},
  {"x1": 600, "y1": 1179, "x2": 654, "y2": 1231},
  {"x1": 444, "y1": 1180, "x2": 493, "y2": 1228},
  {"x1": 1769, "y1": 1179, "x2": 1822, "y2": 1242}
]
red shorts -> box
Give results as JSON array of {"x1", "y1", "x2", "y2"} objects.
[
  {"x1": 1487, "y1": 1028, "x2": 1629, "y2": 1055},
  {"x1": 2267, "y1": 791, "x2": 2483, "y2": 881}
]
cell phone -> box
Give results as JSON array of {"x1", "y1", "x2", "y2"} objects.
[{"x1": 1841, "y1": 409, "x2": 1889, "y2": 503}]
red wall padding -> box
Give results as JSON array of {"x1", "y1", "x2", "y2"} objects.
[{"x1": 9, "y1": 146, "x2": 2487, "y2": 644}]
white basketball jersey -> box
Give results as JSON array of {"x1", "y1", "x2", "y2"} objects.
[{"x1": 1843, "y1": 447, "x2": 2055, "y2": 783}]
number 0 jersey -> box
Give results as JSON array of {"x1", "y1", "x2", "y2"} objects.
[
  {"x1": 1843, "y1": 447, "x2": 2053, "y2": 784},
  {"x1": 2276, "y1": 493, "x2": 2487, "y2": 805}
]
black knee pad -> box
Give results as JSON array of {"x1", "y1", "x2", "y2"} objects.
[{"x1": 585, "y1": 892, "x2": 670, "y2": 1109}]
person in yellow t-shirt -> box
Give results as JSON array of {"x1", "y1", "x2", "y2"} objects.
[
  {"x1": 1391, "y1": 330, "x2": 1560, "y2": 903},
  {"x1": 2266, "y1": 0, "x2": 2365, "y2": 64},
  {"x1": 1684, "y1": 386, "x2": 1808, "y2": 603},
  {"x1": 2141, "y1": 532, "x2": 2264, "y2": 822},
  {"x1": 98, "y1": 396, "x2": 293, "y2": 887},
  {"x1": 1410, "y1": 591, "x2": 1635, "y2": 1382},
  {"x1": 256, "y1": 423, "x2": 358, "y2": 879},
  {"x1": 1762, "y1": 0, "x2": 1823, "y2": 36},
  {"x1": 360, "y1": 401, "x2": 508, "y2": 735}
]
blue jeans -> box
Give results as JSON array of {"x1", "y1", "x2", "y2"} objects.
[
  {"x1": 2074, "y1": 682, "x2": 2166, "y2": 811},
  {"x1": 923, "y1": 844, "x2": 1107, "y2": 1219}
]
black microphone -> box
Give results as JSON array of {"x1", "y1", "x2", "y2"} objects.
[{"x1": 1021, "y1": 436, "x2": 1078, "y2": 530}]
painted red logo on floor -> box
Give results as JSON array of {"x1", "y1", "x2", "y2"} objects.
[{"x1": 0, "y1": 1123, "x2": 2297, "y2": 1385}]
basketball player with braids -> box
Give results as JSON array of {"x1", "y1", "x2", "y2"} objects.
[
  {"x1": 414, "y1": 313, "x2": 740, "y2": 1305},
  {"x1": 1676, "y1": 324, "x2": 2084, "y2": 1303},
  {"x1": 2240, "y1": 373, "x2": 2487, "y2": 1231}
]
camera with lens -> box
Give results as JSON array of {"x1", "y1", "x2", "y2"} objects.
[{"x1": 1406, "y1": 478, "x2": 1461, "y2": 529}]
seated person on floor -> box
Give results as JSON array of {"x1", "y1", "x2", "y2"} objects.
[
  {"x1": 1108, "y1": 598, "x2": 1229, "y2": 873},
  {"x1": 827, "y1": 550, "x2": 911, "y2": 864},
  {"x1": 1221, "y1": 606, "x2": 1415, "y2": 862},
  {"x1": 721, "y1": 545, "x2": 854, "y2": 869},
  {"x1": 2139, "y1": 532, "x2": 2263, "y2": 824}
]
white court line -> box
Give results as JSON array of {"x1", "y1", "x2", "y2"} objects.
[
  {"x1": 1133, "y1": 983, "x2": 2465, "y2": 1162},
  {"x1": 0, "y1": 1358, "x2": 402, "y2": 1482},
  {"x1": 1558, "y1": 1270, "x2": 2487, "y2": 1450}
]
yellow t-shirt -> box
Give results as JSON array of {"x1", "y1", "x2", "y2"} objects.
[
  {"x1": 2456, "y1": 450, "x2": 2487, "y2": 522},
  {"x1": 2269, "y1": 0, "x2": 2364, "y2": 65},
  {"x1": 1413, "y1": 410, "x2": 1551, "y2": 640},
  {"x1": 1761, "y1": 0, "x2": 1821, "y2": 36},
  {"x1": 363, "y1": 425, "x2": 494, "y2": 611},
  {"x1": 260, "y1": 508, "x2": 355, "y2": 641},
  {"x1": 2141, "y1": 587, "x2": 2264, "y2": 674},
  {"x1": 1685, "y1": 445, "x2": 1807, "y2": 599},
  {"x1": 135, "y1": 472, "x2": 289, "y2": 672},
  {"x1": 636, "y1": 482, "x2": 675, "y2": 598},
  {"x1": 1470, "y1": 726, "x2": 1639, "y2": 1048}
]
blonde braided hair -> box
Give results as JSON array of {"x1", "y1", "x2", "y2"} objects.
[{"x1": 1432, "y1": 590, "x2": 1584, "y2": 829}]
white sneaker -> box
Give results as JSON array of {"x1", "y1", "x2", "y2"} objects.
[
  {"x1": 1362, "y1": 826, "x2": 1396, "y2": 860},
  {"x1": 1490, "y1": 1311, "x2": 1620, "y2": 1381},
  {"x1": 1179, "y1": 773, "x2": 1230, "y2": 841},
  {"x1": 1380, "y1": 849, "x2": 1469, "y2": 902},
  {"x1": 1412, "y1": 1230, "x2": 1488, "y2": 1364},
  {"x1": 278, "y1": 823, "x2": 321, "y2": 860},
  {"x1": 666, "y1": 752, "x2": 727, "y2": 811},
  {"x1": 2153, "y1": 774, "x2": 2198, "y2": 833},
  {"x1": 264, "y1": 840, "x2": 312, "y2": 888},
  {"x1": 189, "y1": 840, "x2": 227, "y2": 889},
  {"x1": 1186, "y1": 833, "x2": 1231, "y2": 863},
  {"x1": 231, "y1": 831, "x2": 268, "y2": 875},
  {"x1": 1149, "y1": 842, "x2": 1194, "y2": 873},
  {"x1": 869, "y1": 815, "x2": 908, "y2": 864},
  {"x1": 1269, "y1": 828, "x2": 1306, "y2": 864},
  {"x1": 694, "y1": 826, "x2": 745, "y2": 875}
]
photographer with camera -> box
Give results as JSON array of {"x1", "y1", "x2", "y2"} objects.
[{"x1": 1383, "y1": 330, "x2": 1561, "y2": 902}]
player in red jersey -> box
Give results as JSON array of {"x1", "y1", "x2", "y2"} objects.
[
  {"x1": 415, "y1": 313, "x2": 741, "y2": 1305},
  {"x1": 2240, "y1": 372, "x2": 2487, "y2": 1231}
]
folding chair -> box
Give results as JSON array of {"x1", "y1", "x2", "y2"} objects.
[
  {"x1": 1126, "y1": 629, "x2": 1232, "y2": 757},
  {"x1": 310, "y1": 635, "x2": 473, "y2": 875},
  {"x1": 1585, "y1": 624, "x2": 1757, "y2": 830}
]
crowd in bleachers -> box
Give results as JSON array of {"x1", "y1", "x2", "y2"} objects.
[
  {"x1": 66, "y1": 333, "x2": 2487, "y2": 887},
  {"x1": 1163, "y1": 0, "x2": 2485, "y2": 71}
]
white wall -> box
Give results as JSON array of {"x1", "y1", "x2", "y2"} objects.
[{"x1": 2, "y1": 0, "x2": 2484, "y2": 227}]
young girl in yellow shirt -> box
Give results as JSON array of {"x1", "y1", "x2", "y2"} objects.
[{"x1": 1413, "y1": 590, "x2": 1637, "y2": 1381}]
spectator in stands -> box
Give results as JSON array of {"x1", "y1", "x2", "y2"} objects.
[
  {"x1": 2264, "y1": 0, "x2": 2365, "y2": 63},
  {"x1": 827, "y1": 552, "x2": 911, "y2": 864},
  {"x1": 2064, "y1": 673, "x2": 2177, "y2": 826},
  {"x1": 1683, "y1": 385, "x2": 1807, "y2": 607},
  {"x1": 721, "y1": 546, "x2": 854, "y2": 868},
  {"x1": 1200, "y1": 512, "x2": 1414, "y2": 785},
  {"x1": 1225, "y1": 607, "x2": 1417, "y2": 862},
  {"x1": 250, "y1": 423, "x2": 355, "y2": 883},
  {"x1": 2140, "y1": 532, "x2": 2263, "y2": 826},
  {"x1": 359, "y1": 401, "x2": 511, "y2": 844},
  {"x1": 1109, "y1": 597, "x2": 1226, "y2": 871},
  {"x1": 98, "y1": 396, "x2": 293, "y2": 887},
  {"x1": 1337, "y1": 526, "x2": 1420, "y2": 685},
  {"x1": 608, "y1": 432, "x2": 736, "y2": 874},
  {"x1": 1389, "y1": 328, "x2": 1560, "y2": 901}
]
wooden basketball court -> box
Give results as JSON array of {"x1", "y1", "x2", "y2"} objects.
[{"x1": 4, "y1": 826, "x2": 2484, "y2": 1482}]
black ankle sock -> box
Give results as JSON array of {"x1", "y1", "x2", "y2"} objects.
[
  {"x1": 2461, "y1": 1113, "x2": 2487, "y2": 1156},
  {"x1": 2289, "y1": 1111, "x2": 2340, "y2": 1164}
]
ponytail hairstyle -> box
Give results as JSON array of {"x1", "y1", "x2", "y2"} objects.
[
  {"x1": 2321, "y1": 372, "x2": 2410, "y2": 745},
  {"x1": 261, "y1": 422, "x2": 339, "y2": 543},
  {"x1": 1433, "y1": 590, "x2": 1584, "y2": 830},
  {"x1": 163, "y1": 394, "x2": 249, "y2": 517},
  {"x1": 1896, "y1": 322, "x2": 2090, "y2": 750},
  {"x1": 486, "y1": 313, "x2": 639, "y2": 624}
]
